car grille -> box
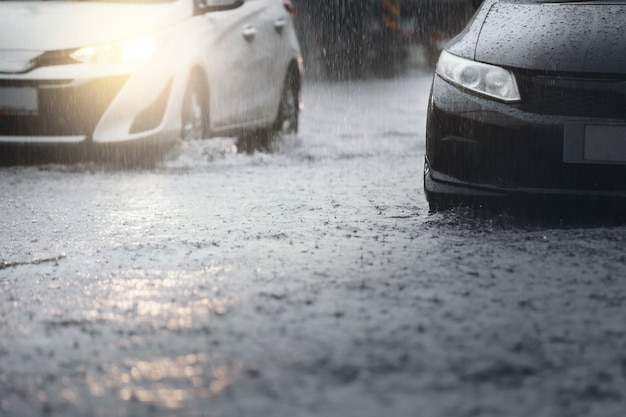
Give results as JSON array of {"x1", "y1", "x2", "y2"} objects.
[
  {"x1": 0, "y1": 76, "x2": 128, "y2": 137},
  {"x1": 516, "y1": 73, "x2": 626, "y2": 120}
]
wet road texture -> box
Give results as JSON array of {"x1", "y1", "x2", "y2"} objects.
[{"x1": 1, "y1": 69, "x2": 626, "y2": 417}]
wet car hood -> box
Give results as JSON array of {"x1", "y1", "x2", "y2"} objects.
[
  {"x1": 0, "y1": 1, "x2": 190, "y2": 51},
  {"x1": 474, "y1": 2, "x2": 626, "y2": 73}
]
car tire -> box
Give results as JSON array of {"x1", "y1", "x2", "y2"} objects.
[
  {"x1": 181, "y1": 72, "x2": 208, "y2": 141},
  {"x1": 274, "y1": 73, "x2": 300, "y2": 134},
  {"x1": 237, "y1": 70, "x2": 299, "y2": 153},
  {"x1": 425, "y1": 191, "x2": 454, "y2": 212},
  {"x1": 237, "y1": 129, "x2": 271, "y2": 154},
  {"x1": 273, "y1": 72, "x2": 299, "y2": 135}
]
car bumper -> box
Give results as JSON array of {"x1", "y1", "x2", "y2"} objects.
[
  {"x1": 425, "y1": 75, "x2": 626, "y2": 200},
  {"x1": 425, "y1": 157, "x2": 626, "y2": 200},
  {"x1": 0, "y1": 57, "x2": 182, "y2": 146}
]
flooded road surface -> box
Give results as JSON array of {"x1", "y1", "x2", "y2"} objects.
[{"x1": 2, "y1": 70, "x2": 626, "y2": 417}]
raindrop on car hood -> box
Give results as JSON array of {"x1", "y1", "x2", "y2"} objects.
[{"x1": 474, "y1": 3, "x2": 626, "y2": 74}]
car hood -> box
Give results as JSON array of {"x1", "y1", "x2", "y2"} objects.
[
  {"x1": 0, "y1": 1, "x2": 191, "y2": 51},
  {"x1": 474, "y1": 2, "x2": 626, "y2": 74}
]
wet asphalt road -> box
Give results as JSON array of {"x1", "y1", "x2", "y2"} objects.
[{"x1": 1, "y1": 69, "x2": 626, "y2": 417}]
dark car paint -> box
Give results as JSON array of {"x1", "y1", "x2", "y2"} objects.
[
  {"x1": 425, "y1": 0, "x2": 626, "y2": 208},
  {"x1": 427, "y1": 76, "x2": 626, "y2": 193},
  {"x1": 445, "y1": 0, "x2": 495, "y2": 59},
  {"x1": 475, "y1": 2, "x2": 626, "y2": 73},
  {"x1": 449, "y1": 1, "x2": 626, "y2": 70}
]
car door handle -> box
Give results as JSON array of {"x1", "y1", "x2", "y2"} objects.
[
  {"x1": 243, "y1": 26, "x2": 257, "y2": 41},
  {"x1": 274, "y1": 17, "x2": 287, "y2": 32}
]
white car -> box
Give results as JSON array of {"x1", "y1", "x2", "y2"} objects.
[{"x1": 0, "y1": 0, "x2": 302, "y2": 158}]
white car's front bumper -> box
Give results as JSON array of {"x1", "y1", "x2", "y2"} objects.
[{"x1": 0, "y1": 51, "x2": 184, "y2": 146}]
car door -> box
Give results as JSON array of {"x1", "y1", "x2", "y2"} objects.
[
  {"x1": 200, "y1": 0, "x2": 268, "y2": 129},
  {"x1": 244, "y1": 0, "x2": 291, "y2": 122},
  {"x1": 234, "y1": 0, "x2": 287, "y2": 121}
]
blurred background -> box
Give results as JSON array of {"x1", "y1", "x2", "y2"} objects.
[{"x1": 291, "y1": 0, "x2": 480, "y2": 79}]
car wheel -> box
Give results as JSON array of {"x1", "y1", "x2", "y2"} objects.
[
  {"x1": 181, "y1": 72, "x2": 208, "y2": 141},
  {"x1": 274, "y1": 73, "x2": 299, "y2": 135},
  {"x1": 426, "y1": 191, "x2": 453, "y2": 212},
  {"x1": 237, "y1": 73, "x2": 299, "y2": 154}
]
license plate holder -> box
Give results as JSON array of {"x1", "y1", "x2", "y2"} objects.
[
  {"x1": 0, "y1": 87, "x2": 38, "y2": 115},
  {"x1": 564, "y1": 124, "x2": 626, "y2": 165},
  {"x1": 584, "y1": 125, "x2": 626, "y2": 163}
]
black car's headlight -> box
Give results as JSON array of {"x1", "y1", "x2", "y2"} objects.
[
  {"x1": 436, "y1": 51, "x2": 521, "y2": 103},
  {"x1": 71, "y1": 36, "x2": 158, "y2": 65}
]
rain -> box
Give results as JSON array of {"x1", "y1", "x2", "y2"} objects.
[{"x1": 1, "y1": 1, "x2": 626, "y2": 416}]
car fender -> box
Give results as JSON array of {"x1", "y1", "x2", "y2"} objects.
[{"x1": 92, "y1": 21, "x2": 201, "y2": 144}]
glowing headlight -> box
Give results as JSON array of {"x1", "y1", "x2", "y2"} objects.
[
  {"x1": 71, "y1": 36, "x2": 157, "y2": 64},
  {"x1": 436, "y1": 51, "x2": 521, "y2": 103}
]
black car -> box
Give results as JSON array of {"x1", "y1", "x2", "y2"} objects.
[{"x1": 424, "y1": 0, "x2": 626, "y2": 210}]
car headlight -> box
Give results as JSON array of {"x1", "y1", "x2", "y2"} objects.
[
  {"x1": 71, "y1": 36, "x2": 157, "y2": 64},
  {"x1": 436, "y1": 51, "x2": 521, "y2": 103}
]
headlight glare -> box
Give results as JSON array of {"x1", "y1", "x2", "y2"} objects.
[
  {"x1": 436, "y1": 51, "x2": 521, "y2": 103},
  {"x1": 71, "y1": 36, "x2": 157, "y2": 64}
]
